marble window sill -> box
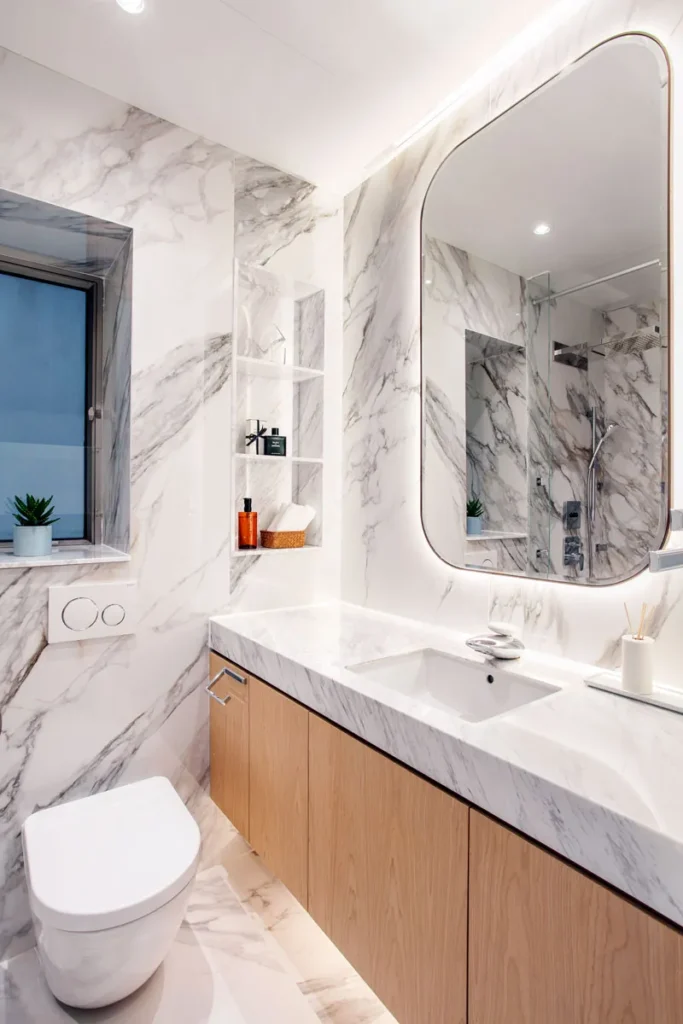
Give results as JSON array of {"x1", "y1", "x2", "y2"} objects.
[{"x1": 0, "y1": 543, "x2": 130, "y2": 570}]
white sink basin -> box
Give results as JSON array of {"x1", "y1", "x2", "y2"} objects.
[{"x1": 347, "y1": 648, "x2": 560, "y2": 723}]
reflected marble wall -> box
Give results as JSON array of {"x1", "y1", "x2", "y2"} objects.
[
  {"x1": 422, "y1": 237, "x2": 527, "y2": 570},
  {"x1": 590, "y1": 305, "x2": 666, "y2": 581}
]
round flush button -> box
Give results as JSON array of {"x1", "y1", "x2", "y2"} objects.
[
  {"x1": 102, "y1": 603, "x2": 126, "y2": 627},
  {"x1": 62, "y1": 597, "x2": 98, "y2": 631}
]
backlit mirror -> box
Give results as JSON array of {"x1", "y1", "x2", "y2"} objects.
[{"x1": 421, "y1": 35, "x2": 669, "y2": 584}]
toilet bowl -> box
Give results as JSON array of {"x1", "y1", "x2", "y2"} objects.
[{"x1": 23, "y1": 776, "x2": 201, "y2": 1009}]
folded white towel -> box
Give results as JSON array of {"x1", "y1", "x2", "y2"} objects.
[
  {"x1": 265, "y1": 503, "x2": 287, "y2": 532},
  {"x1": 266, "y1": 503, "x2": 316, "y2": 532}
]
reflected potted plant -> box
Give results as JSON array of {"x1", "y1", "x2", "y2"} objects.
[
  {"x1": 466, "y1": 496, "x2": 484, "y2": 536},
  {"x1": 8, "y1": 494, "x2": 59, "y2": 557}
]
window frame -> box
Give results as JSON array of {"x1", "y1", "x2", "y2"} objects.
[{"x1": 0, "y1": 255, "x2": 103, "y2": 546}]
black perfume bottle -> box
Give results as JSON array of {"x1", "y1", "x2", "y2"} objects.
[{"x1": 263, "y1": 427, "x2": 286, "y2": 457}]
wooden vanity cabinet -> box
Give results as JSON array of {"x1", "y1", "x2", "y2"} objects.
[
  {"x1": 469, "y1": 810, "x2": 683, "y2": 1024},
  {"x1": 208, "y1": 652, "x2": 250, "y2": 839},
  {"x1": 308, "y1": 714, "x2": 468, "y2": 1024},
  {"x1": 249, "y1": 677, "x2": 309, "y2": 907},
  {"x1": 210, "y1": 655, "x2": 683, "y2": 1024}
]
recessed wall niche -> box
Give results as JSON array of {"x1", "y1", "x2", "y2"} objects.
[
  {"x1": 232, "y1": 261, "x2": 325, "y2": 558},
  {"x1": 0, "y1": 189, "x2": 132, "y2": 560}
]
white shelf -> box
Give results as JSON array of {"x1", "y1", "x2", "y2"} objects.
[
  {"x1": 466, "y1": 531, "x2": 527, "y2": 543},
  {"x1": 236, "y1": 355, "x2": 324, "y2": 382},
  {"x1": 232, "y1": 543, "x2": 322, "y2": 558},
  {"x1": 234, "y1": 453, "x2": 323, "y2": 465}
]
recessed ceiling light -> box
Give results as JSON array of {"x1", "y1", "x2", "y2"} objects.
[
  {"x1": 116, "y1": 0, "x2": 145, "y2": 12},
  {"x1": 533, "y1": 223, "x2": 551, "y2": 236}
]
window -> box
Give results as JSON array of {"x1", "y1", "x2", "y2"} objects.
[{"x1": 0, "y1": 262, "x2": 98, "y2": 542}]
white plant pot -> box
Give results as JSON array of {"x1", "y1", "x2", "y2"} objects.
[
  {"x1": 13, "y1": 525, "x2": 53, "y2": 557},
  {"x1": 467, "y1": 516, "x2": 483, "y2": 536}
]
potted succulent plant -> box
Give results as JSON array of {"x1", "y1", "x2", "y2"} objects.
[
  {"x1": 8, "y1": 494, "x2": 59, "y2": 557},
  {"x1": 466, "y1": 496, "x2": 484, "y2": 536}
]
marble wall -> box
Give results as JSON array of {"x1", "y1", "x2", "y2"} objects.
[
  {"x1": 343, "y1": 0, "x2": 683, "y2": 678},
  {"x1": 0, "y1": 48, "x2": 341, "y2": 957}
]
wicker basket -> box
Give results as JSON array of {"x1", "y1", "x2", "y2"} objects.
[{"x1": 261, "y1": 529, "x2": 306, "y2": 550}]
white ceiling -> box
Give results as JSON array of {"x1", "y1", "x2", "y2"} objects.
[
  {"x1": 0, "y1": 0, "x2": 559, "y2": 193},
  {"x1": 423, "y1": 36, "x2": 669, "y2": 309}
]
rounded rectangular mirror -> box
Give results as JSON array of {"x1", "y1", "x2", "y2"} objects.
[{"x1": 421, "y1": 34, "x2": 670, "y2": 585}]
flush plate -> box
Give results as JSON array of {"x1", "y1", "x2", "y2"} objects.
[{"x1": 48, "y1": 581, "x2": 137, "y2": 644}]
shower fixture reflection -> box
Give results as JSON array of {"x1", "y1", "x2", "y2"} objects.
[{"x1": 587, "y1": 416, "x2": 618, "y2": 577}]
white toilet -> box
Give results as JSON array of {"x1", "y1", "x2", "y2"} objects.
[{"x1": 23, "y1": 776, "x2": 201, "y2": 1009}]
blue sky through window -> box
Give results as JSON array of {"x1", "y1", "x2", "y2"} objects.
[{"x1": 0, "y1": 270, "x2": 88, "y2": 540}]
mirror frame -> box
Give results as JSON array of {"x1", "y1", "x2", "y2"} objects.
[{"x1": 419, "y1": 31, "x2": 673, "y2": 587}]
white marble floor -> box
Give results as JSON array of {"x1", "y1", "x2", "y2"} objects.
[
  {"x1": 192, "y1": 788, "x2": 396, "y2": 1024},
  {"x1": 1, "y1": 789, "x2": 395, "y2": 1024}
]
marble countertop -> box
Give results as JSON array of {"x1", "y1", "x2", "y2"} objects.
[{"x1": 210, "y1": 601, "x2": 683, "y2": 928}]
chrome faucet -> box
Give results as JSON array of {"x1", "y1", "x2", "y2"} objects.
[{"x1": 466, "y1": 623, "x2": 525, "y2": 660}]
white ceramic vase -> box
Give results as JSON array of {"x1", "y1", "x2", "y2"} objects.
[
  {"x1": 621, "y1": 634, "x2": 654, "y2": 695},
  {"x1": 13, "y1": 525, "x2": 53, "y2": 557}
]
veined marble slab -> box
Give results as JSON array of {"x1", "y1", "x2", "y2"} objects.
[{"x1": 211, "y1": 601, "x2": 683, "y2": 929}]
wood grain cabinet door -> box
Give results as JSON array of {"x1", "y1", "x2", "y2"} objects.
[
  {"x1": 469, "y1": 810, "x2": 683, "y2": 1024},
  {"x1": 208, "y1": 652, "x2": 250, "y2": 840},
  {"x1": 249, "y1": 678, "x2": 309, "y2": 907},
  {"x1": 308, "y1": 714, "x2": 468, "y2": 1024}
]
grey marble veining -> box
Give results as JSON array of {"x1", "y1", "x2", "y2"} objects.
[
  {"x1": 0, "y1": 189, "x2": 130, "y2": 272},
  {"x1": 101, "y1": 237, "x2": 132, "y2": 551},
  {"x1": 234, "y1": 156, "x2": 320, "y2": 269},
  {"x1": 211, "y1": 602, "x2": 683, "y2": 928},
  {"x1": 295, "y1": 289, "x2": 325, "y2": 371},
  {"x1": 466, "y1": 342, "x2": 527, "y2": 534}
]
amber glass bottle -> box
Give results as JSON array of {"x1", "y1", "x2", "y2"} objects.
[{"x1": 238, "y1": 498, "x2": 258, "y2": 549}]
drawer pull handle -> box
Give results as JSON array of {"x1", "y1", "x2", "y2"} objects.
[{"x1": 206, "y1": 664, "x2": 247, "y2": 706}]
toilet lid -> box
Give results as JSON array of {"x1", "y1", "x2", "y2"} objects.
[{"x1": 23, "y1": 777, "x2": 201, "y2": 933}]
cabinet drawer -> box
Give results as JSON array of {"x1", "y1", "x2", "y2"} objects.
[
  {"x1": 469, "y1": 811, "x2": 683, "y2": 1024},
  {"x1": 249, "y1": 678, "x2": 309, "y2": 907},
  {"x1": 308, "y1": 714, "x2": 468, "y2": 1024},
  {"x1": 208, "y1": 652, "x2": 250, "y2": 839}
]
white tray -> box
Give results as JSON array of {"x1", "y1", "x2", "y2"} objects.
[{"x1": 585, "y1": 671, "x2": 683, "y2": 716}]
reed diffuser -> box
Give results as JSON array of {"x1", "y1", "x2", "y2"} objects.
[{"x1": 622, "y1": 602, "x2": 655, "y2": 695}]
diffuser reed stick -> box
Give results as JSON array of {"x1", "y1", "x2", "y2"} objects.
[
  {"x1": 636, "y1": 603, "x2": 648, "y2": 641},
  {"x1": 625, "y1": 602, "x2": 651, "y2": 640}
]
